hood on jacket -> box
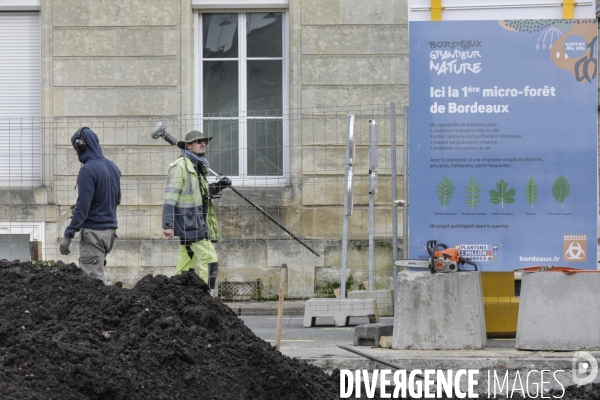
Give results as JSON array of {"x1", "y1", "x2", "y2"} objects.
[{"x1": 71, "y1": 127, "x2": 104, "y2": 164}]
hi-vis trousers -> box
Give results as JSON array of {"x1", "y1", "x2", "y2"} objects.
[{"x1": 175, "y1": 239, "x2": 218, "y2": 288}]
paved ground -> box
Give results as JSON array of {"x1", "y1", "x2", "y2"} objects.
[
  {"x1": 224, "y1": 301, "x2": 600, "y2": 392},
  {"x1": 240, "y1": 314, "x2": 546, "y2": 370}
]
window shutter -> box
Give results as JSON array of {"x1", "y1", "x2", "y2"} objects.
[{"x1": 0, "y1": 12, "x2": 41, "y2": 187}]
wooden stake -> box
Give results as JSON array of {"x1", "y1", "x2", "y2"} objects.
[
  {"x1": 30, "y1": 241, "x2": 42, "y2": 262},
  {"x1": 275, "y1": 264, "x2": 287, "y2": 351}
]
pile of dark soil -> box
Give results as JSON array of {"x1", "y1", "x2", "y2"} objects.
[
  {"x1": 0, "y1": 260, "x2": 339, "y2": 399},
  {"x1": 0, "y1": 260, "x2": 598, "y2": 400}
]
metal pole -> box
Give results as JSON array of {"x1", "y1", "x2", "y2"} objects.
[
  {"x1": 368, "y1": 120, "x2": 378, "y2": 292},
  {"x1": 207, "y1": 167, "x2": 321, "y2": 258},
  {"x1": 340, "y1": 115, "x2": 356, "y2": 300},
  {"x1": 150, "y1": 127, "x2": 322, "y2": 258},
  {"x1": 368, "y1": 192, "x2": 375, "y2": 292},
  {"x1": 390, "y1": 103, "x2": 398, "y2": 309},
  {"x1": 340, "y1": 207, "x2": 348, "y2": 299},
  {"x1": 337, "y1": 345, "x2": 430, "y2": 381},
  {"x1": 403, "y1": 106, "x2": 410, "y2": 259}
]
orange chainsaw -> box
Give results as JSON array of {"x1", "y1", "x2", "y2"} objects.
[
  {"x1": 394, "y1": 240, "x2": 478, "y2": 273},
  {"x1": 426, "y1": 240, "x2": 478, "y2": 273}
]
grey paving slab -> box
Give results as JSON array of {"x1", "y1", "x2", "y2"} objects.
[{"x1": 237, "y1": 314, "x2": 600, "y2": 393}]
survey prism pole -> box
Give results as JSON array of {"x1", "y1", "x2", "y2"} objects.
[{"x1": 150, "y1": 122, "x2": 321, "y2": 258}]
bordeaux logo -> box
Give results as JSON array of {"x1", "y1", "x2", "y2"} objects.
[{"x1": 563, "y1": 234, "x2": 587, "y2": 262}]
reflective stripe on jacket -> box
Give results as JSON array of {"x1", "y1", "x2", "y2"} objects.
[{"x1": 162, "y1": 156, "x2": 221, "y2": 242}]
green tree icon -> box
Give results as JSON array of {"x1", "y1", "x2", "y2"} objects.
[
  {"x1": 489, "y1": 178, "x2": 516, "y2": 208},
  {"x1": 466, "y1": 177, "x2": 480, "y2": 209},
  {"x1": 525, "y1": 177, "x2": 538, "y2": 208},
  {"x1": 552, "y1": 175, "x2": 570, "y2": 209},
  {"x1": 436, "y1": 176, "x2": 455, "y2": 210}
]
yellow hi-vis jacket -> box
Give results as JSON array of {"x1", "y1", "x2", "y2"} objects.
[{"x1": 162, "y1": 156, "x2": 221, "y2": 243}]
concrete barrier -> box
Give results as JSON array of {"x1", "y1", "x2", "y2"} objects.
[
  {"x1": 303, "y1": 298, "x2": 379, "y2": 327},
  {"x1": 348, "y1": 289, "x2": 394, "y2": 316},
  {"x1": 516, "y1": 272, "x2": 600, "y2": 350},
  {"x1": 354, "y1": 322, "x2": 393, "y2": 346},
  {"x1": 393, "y1": 271, "x2": 486, "y2": 350}
]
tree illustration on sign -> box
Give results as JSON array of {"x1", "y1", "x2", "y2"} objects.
[
  {"x1": 436, "y1": 176, "x2": 455, "y2": 210},
  {"x1": 466, "y1": 177, "x2": 481, "y2": 209},
  {"x1": 552, "y1": 175, "x2": 570, "y2": 208},
  {"x1": 525, "y1": 177, "x2": 538, "y2": 208},
  {"x1": 489, "y1": 178, "x2": 516, "y2": 208}
]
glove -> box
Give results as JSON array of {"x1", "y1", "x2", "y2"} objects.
[
  {"x1": 209, "y1": 176, "x2": 231, "y2": 196},
  {"x1": 212, "y1": 176, "x2": 232, "y2": 195},
  {"x1": 59, "y1": 236, "x2": 72, "y2": 255},
  {"x1": 217, "y1": 176, "x2": 232, "y2": 189}
]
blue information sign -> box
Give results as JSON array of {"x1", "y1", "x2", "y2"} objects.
[{"x1": 409, "y1": 20, "x2": 598, "y2": 270}]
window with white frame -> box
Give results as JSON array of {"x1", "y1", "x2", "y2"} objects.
[
  {"x1": 0, "y1": 222, "x2": 44, "y2": 261},
  {"x1": 196, "y1": 11, "x2": 288, "y2": 184},
  {"x1": 0, "y1": 11, "x2": 41, "y2": 187}
]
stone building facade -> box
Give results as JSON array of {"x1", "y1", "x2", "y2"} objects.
[{"x1": 0, "y1": 0, "x2": 408, "y2": 297}]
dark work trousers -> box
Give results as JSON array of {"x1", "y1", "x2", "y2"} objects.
[{"x1": 78, "y1": 228, "x2": 117, "y2": 281}]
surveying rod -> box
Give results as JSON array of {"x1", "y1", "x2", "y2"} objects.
[
  {"x1": 337, "y1": 345, "x2": 433, "y2": 382},
  {"x1": 150, "y1": 122, "x2": 321, "y2": 258}
]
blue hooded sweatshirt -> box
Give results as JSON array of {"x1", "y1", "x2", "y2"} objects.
[{"x1": 64, "y1": 127, "x2": 121, "y2": 238}]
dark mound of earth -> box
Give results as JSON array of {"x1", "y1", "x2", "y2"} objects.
[
  {"x1": 0, "y1": 260, "x2": 339, "y2": 400},
  {"x1": 0, "y1": 260, "x2": 598, "y2": 400}
]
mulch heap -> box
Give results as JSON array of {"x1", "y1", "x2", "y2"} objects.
[{"x1": 0, "y1": 260, "x2": 339, "y2": 400}]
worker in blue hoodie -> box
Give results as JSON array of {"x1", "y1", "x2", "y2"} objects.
[{"x1": 59, "y1": 127, "x2": 121, "y2": 281}]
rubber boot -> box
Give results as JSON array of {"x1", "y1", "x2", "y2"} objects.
[{"x1": 208, "y1": 262, "x2": 218, "y2": 297}]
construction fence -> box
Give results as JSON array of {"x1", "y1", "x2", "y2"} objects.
[{"x1": 0, "y1": 103, "x2": 405, "y2": 312}]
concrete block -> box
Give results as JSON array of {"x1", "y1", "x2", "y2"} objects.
[
  {"x1": 53, "y1": 27, "x2": 179, "y2": 57},
  {"x1": 302, "y1": 26, "x2": 407, "y2": 55},
  {"x1": 89, "y1": 0, "x2": 180, "y2": 27},
  {"x1": 52, "y1": 88, "x2": 178, "y2": 117},
  {"x1": 302, "y1": 56, "x2": 400, "y2": 86},
  {"x1": 52, "y1": 0, "x2": 179, "y2": 26},
  {"x1": 301, "y1": 148, "x2": 397, "y2": 181},
  {"x1": 295, "y1": 115, "x2": 399, "y2": 147},
  {"x1": 302, "y1": 0, "x2": 340, "y2": 25},
  {"x1": 348, "y1": 289, "x2": 394, "y2": 316},
  {"x1": 303, "y1": 298, "x2": 379, "y2": 327},
  {"x1": 394, "y1": 0, "x2": 408, "y2": 24},
  {"x1": 302, "y1": 26, "x2": 371, "y2": 55},
  {"x1": 392, "y1": 271, "x2": 486, "y2": 350},
  {"x1": 516, "y1": 272, "x2": 600, "y2": 350},
  {"x1": 53, "y1": 58, "x2": 178, "y2": 87},
  {"x1": 300, "y1": 85, "x2": 408, "y2": 110},
  {"x1": 354, "y1": 322, "x2": 393, "y2": 346},
  {"x1": 52, "y1": 0, "x2": 90, "y2": 27},
  {"x1": 341, "y1": 0, "x2": 395, "y2": 24}
]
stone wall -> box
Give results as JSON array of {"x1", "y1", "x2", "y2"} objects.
[{"x1": 33, "y1": 0, "x2": 408, "y2": 296}]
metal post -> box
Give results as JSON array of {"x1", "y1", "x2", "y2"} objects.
[
  {"x1": 390, "y1": 103, "x2": 398, "y2": 308},
  {"x1": 341, "y1": 205, "x2": 348, "y2": 299},
  {"x1": 207, "y1": 167, "x2": 320, "y2": 258},
  {"x1": 404, "y1": 106, "x2": 410, "y2": 259},
  {"x1": 341, "y1": 115, "x2": 355, "y2": 299},
  {"x1": 368, "y1": 120, "x2": 378, "y2": 292}
]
